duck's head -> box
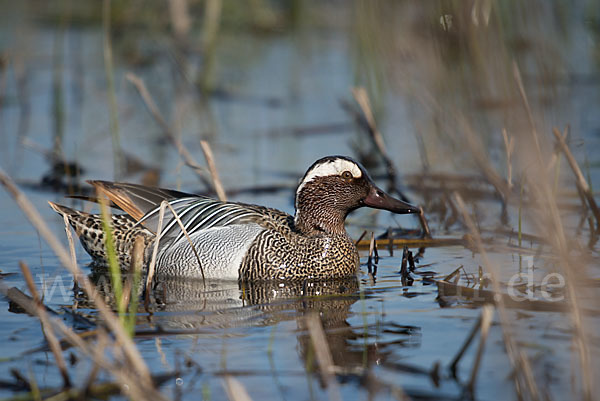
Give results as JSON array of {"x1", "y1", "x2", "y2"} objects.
[{"x1": 294, "y1": 155, "x2": 419, "y2": 236}]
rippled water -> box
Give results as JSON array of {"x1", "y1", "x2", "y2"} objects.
[{"x1": 1, "y1": 1, "x2": 599, "y2": 400}]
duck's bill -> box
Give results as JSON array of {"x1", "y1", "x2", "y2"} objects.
[{"x1": 363, "y1": 186, "x2": 420, "y2": 214}]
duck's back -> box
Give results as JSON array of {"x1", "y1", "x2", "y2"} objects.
[{"x1": 152, "y1": 197, "x2": 295, "y2": 279}]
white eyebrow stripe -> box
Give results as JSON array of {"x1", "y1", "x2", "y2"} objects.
[{"x1": 295, "y1": 159, "x2": 362, "y2": 198}]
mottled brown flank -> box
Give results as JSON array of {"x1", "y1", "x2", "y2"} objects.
[{"x1": 51, "y1": 204, "x2": 154, "y2": 267}]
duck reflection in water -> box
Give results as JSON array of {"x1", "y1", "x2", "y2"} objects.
[{"x1": 84, "y1": 270, "x2": 422, "y2": 379}]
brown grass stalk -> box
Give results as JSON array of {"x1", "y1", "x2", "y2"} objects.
[
  {"x1": 145, "y1": 200, "x2": 167, "y2": 308},
  {"x1": 512, "y1": 62, "x2": 543, "y2": 164},
  {"x1": 354, "y1": 230, "x2": 367, "y2": 246},
  {"x1": 126, "y1": 72, "x2": 213, "y2": 190},
  {"x1": 513, "y1": 65, "x2": 594, "y2": 399},
  {"x1": 165, "y1": 202, "x2": 205, "y2": 283},
  {"x1": 82, "y1": 328, "x2": 108, "y2": 396},
  {"x1": 19, "y1": 261, "x2": 71, "y2": 388},
  {"x1": 467, "y1": 304, "x2": 493, "y2": 393},
  {"x1": 453, "y1": 193, "x2": 540, "y2": 400},
  {"x1": 200, "y1": 139, "x2": 227, "y2": 201},
  {"x1": 305, "y1": 313, "x2": 342, "y2": 401},
  {"x1": 223, "y1": 375, "x2": 254, "y2": 401},
  {"x1": 168, "y1": 0, "x2": 191, "y2": 41},
  {"x1": 61, "y1": 214, "x2": 77, "y2": 278},
  {"x1": 122, "y1": 235, "x2": 144, "y2": 309},
  {"x1": 0, "y1": 170, "x2": 153, "y2": 388},
  {"x1": 145, "y1": 200, "x2": 205, "y2": 307},
  {"x1": 0, "y1": 282, "x2": 168, "y2": 400},
  {"x1": 502, "y1": 128, "x2": 514, "y2": 189},
  {"x1": 350, "y1": 87, "x2": 433, "y2": 235},
  {"x1": 552, "y1": 127, "x2": 600, "y2": 231},
  {"x1": 418, "y1": 206, "x2": 431, "y2": 238}
]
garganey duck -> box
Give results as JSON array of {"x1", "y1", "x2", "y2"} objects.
[{"x1": 49, "y1": 156, "x2": 419, "y2": 281}]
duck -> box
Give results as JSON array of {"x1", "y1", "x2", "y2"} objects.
[{"x1": 49, "y1": 155, "x2": 419, "y2": 281}]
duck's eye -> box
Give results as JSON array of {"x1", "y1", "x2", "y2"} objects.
[{"x1": 341, "y1": 171, "x2": 353, "y2": 180}]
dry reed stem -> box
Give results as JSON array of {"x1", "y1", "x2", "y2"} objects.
[
  {"x1": 305, "y1": 313, "x2": 342, "y2": 401},
  {"x1": 165, "y1": 202, "x2": 206, "y2": 283},
  {"x1": 449, "y1": 311, "x2": 481, "y2": 374},
  {"x1": 122, "y1": 236, "x2": 144, "y2": 308},
  {"x1": 102, "y1": 0, "x2": 122, "y2": 179},
  {"x1": 350, "y1": 88, "x2": 409, "y2": 199},
  {"x1": 350, "y1": 87, "x2": 438, "y2": 235},
  {"x1": 418, "y1": 206, "x2": 431, "y2": 238},
  {"x1": 200, "y1": 140, "x2": 227, "y2": 201},
  {"x1": 223, "y1": 376, "x2": 254, "y2": 401},
  {"x1": 409, "y1": 88, "x2": 511, "y2": 202},
  {"x1": 513, "y1": 67, "x2": 594, "y2": 399},
  {"x1": 512, "y1": 62, "x2": 543, "y2": 165},
  {"x1": 0, "y1": 283, "x2": 167, "y2": 401},
  {"x1": 145, "y1": 201, "x2": 167, "y2": 308},
  {"x1": 145, "y1": 201, "x2": 206, "y2": 305},
  {"x1": 168, "y1": 0, "x2": 191, "y2": 40},
  {"x1": 354, "y1": 230, "x2": 367, "y2": 246},
  {"x1": 126, "y1": 73, "x2": 213, "y2": 190},
  {"x1": 61, "y1": 214, "x2": 77, "y2": 272},
  {"x1": 468, "y1": 304, "x2": 493, "y2": 393},
  {"x1": 502, "y1": 128, "x2": 514, "y2": 189},
  {"x1": 455, "y1": 116, "x2": 511, "y2": 201},
  {"x1": 552, "y1": 127, "x2": 600, "y2": 231},
  {"x1": 351, "y1": 88, "x2": 388, "y2": 163},
  {"x1": 19, "y1": 261, "x2": 72, "y2": 388},
  {"x1": 83, "y1": 328, "x2": 108, "y2": 395},
  {"x1": 453, "y1": 193, "x2": 540, "y2": 400},
  {"x1": 0, "y1": 170, "x2": 153, "y2": 387},
  {"x1": 131, "y1": 235, "x2": 145, "y2": 275}
]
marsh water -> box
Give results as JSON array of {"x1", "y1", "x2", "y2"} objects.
[{"x1": 1, "y1": 2, "x2": 599, "y2": 400}]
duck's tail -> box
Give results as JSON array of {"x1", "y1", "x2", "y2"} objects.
[{"x1": 48, "y1": 202, "x2": 154, "y2": 267}]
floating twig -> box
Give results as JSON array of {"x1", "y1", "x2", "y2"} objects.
[{"x1": 355, "y1": 236, "x2": 464, "y2": 250}]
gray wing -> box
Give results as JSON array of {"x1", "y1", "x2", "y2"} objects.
[{"x1": 137, "y1": 197, "x2": 268, "y2": 246}]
